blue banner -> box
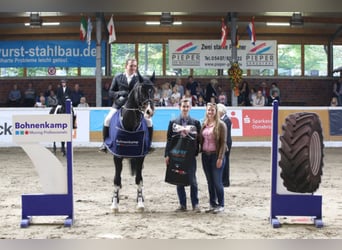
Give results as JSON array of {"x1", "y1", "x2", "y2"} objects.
[
  {"x1": 0, "y1": 40, "x2": 106, "y2": 67},
  {"x1": 329, "y1": 110, "x2": 342, "y2": 135}
]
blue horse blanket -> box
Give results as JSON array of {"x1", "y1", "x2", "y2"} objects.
[{"x1": 105, "y1": 109, "x2": 150, "y2": 157}]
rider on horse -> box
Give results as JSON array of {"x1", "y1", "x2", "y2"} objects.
[{"x1": 99, "y1": 58, "x2": 153, "y2": 153}]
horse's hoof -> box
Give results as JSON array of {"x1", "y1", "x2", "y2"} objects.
[
  {"x1": 111, "y1": 196, "x2": 119, "y2": 213},
  {"x1": 111, "y1": 207, "x2": 119, "y2": 213},
  {"x1": 137, "y1": 197, "x2": 144, "y2": 212},
  {"x1": 111, "y1": 204, "x2": 119, "y2": 213},
  {"x1": 137, "y1": 204, "x2": 145, "y2": 212}
]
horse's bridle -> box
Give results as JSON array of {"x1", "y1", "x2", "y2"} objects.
[{"x1": 122, "y1": 83, "x2": 154, "y2": 113}]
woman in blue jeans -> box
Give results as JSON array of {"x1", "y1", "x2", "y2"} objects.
[{"x1": 200, "y1": 103, "x2": 227, "y2": 214}]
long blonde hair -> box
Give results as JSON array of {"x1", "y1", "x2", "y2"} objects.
[{"x1": 203, "y1": 103, "x2": 220, "y2": 138}]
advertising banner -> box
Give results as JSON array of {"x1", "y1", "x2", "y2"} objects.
[
  {"x1": 0, "y1": 108, "x2": 88, "y2": 144},
  {"x1": 12, "y1": 114, "x2": 71, "y2": 142},
  {"x1": 168, "y1": 39, "x2": 277, "y2": 69},
  {"x1": 0, "y1": 40, "x2": 106, "y2": 67},
  {"x1": 329, "y1": 110, "x2": 342, "y2": 135}
]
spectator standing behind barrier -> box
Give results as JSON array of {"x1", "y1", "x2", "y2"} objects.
[
  {"x1": 101, "y1": 82, "x2": 112, "y2": 107},
  {"x1": 218, "y1": 92, "x2": 228, "y2": 106},
  {"x1": 8, "y1": 84, "x2": 22, "y2": 107},
  {"x1": 174, "y1": 77, "x2": 184, "y2": 99},
  {"x1": 23, "y1": 83, "x2": 36, "y2": 107},
  {"x1": 44, "y1": 84, "x2": 54, "y2": 100},
  {"x1": 186, "y1": 75, "x2": 198, "y2": 96},
  {"x1": 269, "y1": 82, "x2": 280, "y2": 103},
  {"x1": 205, "y1": 79, "x2": 218, "y2": 103},
  {"x1": 183, "y1": 89, "x2": 197, "y2": 107},
  {"x1": 238, "y1": 80, "x2": 250, "y2": 106},
  {"x1": 330, "y1": 97, "x2": 338, "y2": 106},
  {"x1": 200, "y1": 103, "x2": 227, "y2": 214},
  {"x1": 164, "y1": 99, "x2": 201, "y2": 212},
  {"x1": 71, "y1": 83, "x2": 84, "y2": 107},
  {"x1": 197, "y1": 95, "x2": 206, "y2": 106},
  {"x1": 47, "y1": 90, "x2": 58, "y2": 107},
  {"x1": 170, "y1": 84, "x2": 181, "y2": 105},
  {"x1": 153, "y1": 86, "x2": 162, "y2": 107},
  {"x1": 57, "y1": 79, "x2": 72, "y2": 105},
  {"x1": 259, "y1": 81, "x2": 270, "y2": 106},
  {"x1": 267, "y1": 90, "x2": 280, "y2": 106},
  {"x1": 217, "y1": 103, "x2": 232, "y2": 187},
  {"x1": 333, "y1": 76, "x2": 342, "y2": 106},
  {"x1": 249, "y1": 87, "x2": 257, "y2": 106}
]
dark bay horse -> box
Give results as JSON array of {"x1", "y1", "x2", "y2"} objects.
[{"x1": 105, "y1": 72, "x2": 155, "y2": 212}]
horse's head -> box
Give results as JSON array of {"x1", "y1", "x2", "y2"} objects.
[{"x1": 127, "y1": 71, "x2": 155, "y2": 116}]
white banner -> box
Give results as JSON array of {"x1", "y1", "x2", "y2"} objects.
[
  {"x1": 12, "y1": 114, "x2": 71, "y2": 143},
  {"x1": 0, "y1": 108, "x2": 89, "y2": 145},
  {"x1": 168, "y1": 39, "x2": 277, "y2": 69}
]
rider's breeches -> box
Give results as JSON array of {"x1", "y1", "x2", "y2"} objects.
[{"x1": 104, "y1": 108, "x2": 118, "y2": 127}]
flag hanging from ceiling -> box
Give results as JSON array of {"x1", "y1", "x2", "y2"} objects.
[
  {"x1": 87, "y1": 17, "x2": 93, "y2": 46},
  {"x1": 235, "y1": 25, "x2": 240, "y2": 48},
  {"x1": 220, "y1": 19, "x2": 228, "y2": 48},
  {"x1": 80, "y1": 16, "x2": 87, "y2": 41},
  {"x1": 247, "y1": 17, "x2": 256, "y2": 45},
  {"x1": 107, "y1": 15, "x2": 116, "y2": 44}
]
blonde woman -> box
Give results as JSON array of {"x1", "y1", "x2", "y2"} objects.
[{"x1": 200, "y1": 103, "x2": 227, "y2": 214}]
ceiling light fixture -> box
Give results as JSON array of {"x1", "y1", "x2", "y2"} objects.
[
  {"x1": 145, "y1": 21, "x2": 182, "y2": 26},
  {"x1": 146, "y1": 12, "x2": 182, "y2": 26},
  {"x1": 25, "y1": 22, "x2": 60, "y2": 27},
  {"x1": 25, "y1": 12, "x2": 60, "y2": 28},
  {"x1": 266, "y1": 22, "x2": 290, "y2": 26},
  {"x1": 290, "y1": 12, "x2": 304, "y2": 27}
]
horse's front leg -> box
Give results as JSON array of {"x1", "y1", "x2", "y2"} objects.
[
  {"x1": 111, "y1": 156, "x2": 123, "y2": 213},
  {"x1": 135, "y1": 157, "x2": 145, "y2": 212}
]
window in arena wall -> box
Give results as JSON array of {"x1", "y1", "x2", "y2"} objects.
[
  {"x1": 193, "y1": 68, "x2": 218, "y2": 76},
  {"x1": 138, "y1": 43, "x2": 163, "y2": 76},
  {"x1": 278, "y1": 44, "x2": 301, "y2": 76},
  {"x1": 333, "y1": 45, "x2": 342, "y2": 77},
  {"x1": 304, "y1": 45, "x2": 328, "y2": 76},
  {"x1": 0, "y1": 68, "x2": 24, "y2": 77},
  {"x1": 249, "y1": 69, "x2": 275, "y2": 76},
  {"x1": 109, "y1": 43, "x2": 135, "y2": 76}
]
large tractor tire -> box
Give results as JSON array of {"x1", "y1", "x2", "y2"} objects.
[{"x1": 279, "y1": 112, "x2": 324, "y2": 193}]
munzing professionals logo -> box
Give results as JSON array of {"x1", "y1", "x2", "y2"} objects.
[
  {"x1": 171, "y1": 42, "x2": 200, "y2": 66},
  {"x1": 246, "y1": 42, "x2": 273, "y2": 66}
]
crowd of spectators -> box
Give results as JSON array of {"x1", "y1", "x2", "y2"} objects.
[{"x1": 6, "y1": 80, "x2": 89, "y2": 108}]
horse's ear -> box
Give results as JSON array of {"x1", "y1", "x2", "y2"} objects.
[
  {"x1": 137, "y1": 71, "x2": 144, "y2": 83},
  {"x1": 150, "y1": 71, "x2": 155, "y2": 83}
]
